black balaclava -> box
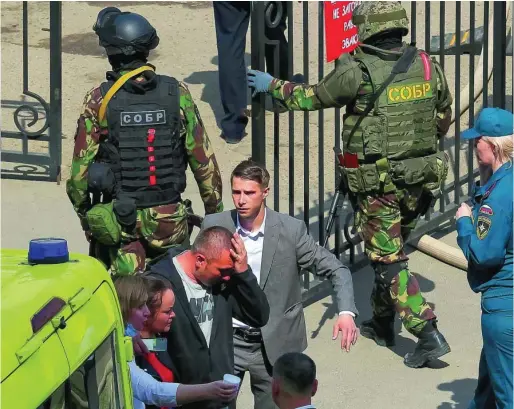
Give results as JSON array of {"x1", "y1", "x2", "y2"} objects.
[{"x1": 364, "y1": 29, "x2": 404, "y2": 51}]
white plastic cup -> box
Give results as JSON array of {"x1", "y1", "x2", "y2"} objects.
[
  {"x1": 222, "y1": 374, "x2": 241, "y2": 409},
  {"x1": 223, "y1": 374, "x2": 241, "y2": 389}
]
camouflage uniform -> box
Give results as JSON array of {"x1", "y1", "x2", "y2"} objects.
[
  {"x1": 67, "y1": 77, "x2": 223, "y2": 276},
  {"x1": 264, "y1": 3, "x2": 452, "y2": 337}
]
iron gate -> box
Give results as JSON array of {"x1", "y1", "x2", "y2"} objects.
[
  {"x1": 1, "y1": 1, "x2": 62, "y2": 183},
  {"x1": 250, "y1": 1, "x2": 513, "y2": 302}
]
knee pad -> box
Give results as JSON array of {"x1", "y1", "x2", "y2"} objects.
[{"x1": 372, "y1": 261, "x2": 408, "y2": 284}]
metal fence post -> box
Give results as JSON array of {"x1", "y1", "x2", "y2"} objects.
[
  {"x1": 49, "y1": 1, "x2": 62, "y2": 183},
  {"x1": 251, "y1": 1, "x2": 266, "y2": 165},
  {"x1": 492, "y1": 1, "x2": 507, "y2": 109}
]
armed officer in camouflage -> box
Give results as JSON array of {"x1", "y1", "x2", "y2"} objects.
[
  {"x1": 248, "y1": 2, "x2": 452, "y2": 368},
  {"x1": 67, "y1": 8, "x2": 223, "y2": 277}
]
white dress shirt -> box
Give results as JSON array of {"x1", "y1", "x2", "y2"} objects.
[
  {"x1": 233, "y1": 210, "x2": 267, "y2": 329},
  {"x1": 232, "y1": 209, "x2": 354, "y2": 331},
  {"x1": 128, "y1": 359, "x2": 179, "y2": 409}
]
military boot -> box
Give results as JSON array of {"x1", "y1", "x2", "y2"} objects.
[
  {"x1": 404, "y1": 320, "x2": 451, "y2": 368},
  {"x1": 360, "y1": 316, "x2": 395, "y2": 347}
]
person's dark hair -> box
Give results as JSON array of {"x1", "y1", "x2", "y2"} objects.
[
  {"x1": 273, "y1": 352, "x2": 316, "y2": 396},
  {"x1": 192, "y1": 226, "x2": 233, "y2": 261},
  {"x1": 144, "y1": 277, "x2": 172, "y2": 315},
  {"x1": 231, "y1": 159, "x2": 270, "y2": 188},
  {"x1": 113, "y1": 275, "x2": 149, "y2": 325}
]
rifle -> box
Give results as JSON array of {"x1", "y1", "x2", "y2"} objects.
[
  {"x1": 323, "y1": 147, "x2": 357, "y2": 249},
  {"x1": 88, "y1": 191, "x2": 101, "y2": 257}
]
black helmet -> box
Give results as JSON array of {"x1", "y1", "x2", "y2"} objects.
[{"x1": 93, "y1": 7, "x2": 159, "y2": 56}]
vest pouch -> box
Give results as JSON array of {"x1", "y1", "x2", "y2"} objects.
[
  {"x1": 343, "y1": 165, "x2": 381, "y2": 193},
  {"x1": 423, "y1": 151, "x2": 449, "y2": 194},
  {"x1": 359, "y1": 163, "x2": 381, "y2": 192},
  {"x1": 343, "y1": 168, "x2": 365, "y2": 193},
  {"x1": 342, "y1": 115, "x2": 386, "y2": 160},
  {"x1": 389, "y1": 152, "x2": 445, "y2": 186},
  {"x1": 362, "y1": 116, "x2": 387, "y2": 160},
  {"x1": 86, "y1": 202, "x2": 121, "y2": 246}
]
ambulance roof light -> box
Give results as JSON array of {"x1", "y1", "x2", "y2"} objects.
[{"x1": 28, "y1": 238, "x2": 69, "y2": 264}]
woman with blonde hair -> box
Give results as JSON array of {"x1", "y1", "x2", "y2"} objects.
[
  {"x1": 455, "y1": 107, "x2": 513, "y2": 409},
  {"x1": 114, "y1": 276, "x2": 238, "y2": 409}
]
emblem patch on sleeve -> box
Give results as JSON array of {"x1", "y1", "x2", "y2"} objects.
[
  {"x1": 476, "y1": 216, "x2": 491, "y2": 240},
  {"x1": 479, "y1": 205, "x2": 493, "y2": 216}
]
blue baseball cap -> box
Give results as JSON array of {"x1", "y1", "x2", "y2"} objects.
[{"x1": 461, "y1": 107, "x2": 514, "y2": 139}]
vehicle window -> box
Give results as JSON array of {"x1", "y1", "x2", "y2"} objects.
[{"x1": 37, "y1": 331, "x2": 124, "y2": 409}]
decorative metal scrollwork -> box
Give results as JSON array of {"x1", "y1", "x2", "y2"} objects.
[
  {"x1": 13, "y1": 90, "x2": 50, "y2": 138},
  {"x1": 264, "y1": 1, "x2": 283, "y2": 29}
]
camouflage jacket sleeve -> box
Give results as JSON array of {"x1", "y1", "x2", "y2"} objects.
[
  {"x1": 179, "y1": 82, "x2": 223, "y2": 215},
  {"x1": 433, "y1": 58, "x2": 453, "y2": 137},
  {"x1": 268, "y1": 53, "x2": 363, "y2": 111},
  {"x1": 66, "y1": 87, "x2": 107, "y2": 230}
]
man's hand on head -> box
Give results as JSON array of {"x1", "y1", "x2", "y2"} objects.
[
  {"x1": 332, "y1": 314, "x2": 358, "y2": 352},
  {"x1": 230, "y1": 233, "x2": 249, "y2": 274}
]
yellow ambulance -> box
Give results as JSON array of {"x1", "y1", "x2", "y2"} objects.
[{"x1": 1, "y1": 238, "x2": 135, "y2": 409}]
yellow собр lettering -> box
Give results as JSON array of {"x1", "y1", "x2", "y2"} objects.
[{"x1": 400, "y1": 86, "x2": 412, "y2": 100}]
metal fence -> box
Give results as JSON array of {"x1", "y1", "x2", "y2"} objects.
[
  {"x1": 1, "y1": 1, "x2": 62, "y2": 183},
  {"x1": 250, "y1": 1, "x2": 513, "y2": 302}
]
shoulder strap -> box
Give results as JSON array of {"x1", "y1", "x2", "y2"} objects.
[
  {"x1": 346, "y1": 46, "x2": 419, "y2": 149},
  {"x1": 98, "y1": 65, "x2": 155, "y2": 124},
  {"x1": 159, "y1": 75, "x2": 180, "y2": 127}
]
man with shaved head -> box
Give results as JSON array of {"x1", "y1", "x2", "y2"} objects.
[
  {"x1": 145, "y1": 226, "x2": 270, "y2": 409},
  {"x1": 272, "y1": 352, "x2": 318, "y2": 409}
]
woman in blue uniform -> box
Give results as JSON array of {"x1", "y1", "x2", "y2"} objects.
[{"x1": 456, "y1": 107, "x2": 513, "y2": 409}]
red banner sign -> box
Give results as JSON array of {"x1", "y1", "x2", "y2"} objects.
[{"x1": 324, "y1": 1, "x2": 361, "y2": 62}]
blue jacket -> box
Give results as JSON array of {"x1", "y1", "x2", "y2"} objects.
[{"x1": 457, "y1": 161, "x2": 513, "y2": 298}]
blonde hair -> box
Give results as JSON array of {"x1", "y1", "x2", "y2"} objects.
[
  {"x1": 113, "y1": 276, "x2": 149, "y2": 325},
  {"x1": 482, "y1": 134, "x2": 514, "y2": 164}
]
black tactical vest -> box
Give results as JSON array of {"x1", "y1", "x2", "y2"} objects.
[{"x1": 97, "y1": 75, "x2": 187, "y2": 208}]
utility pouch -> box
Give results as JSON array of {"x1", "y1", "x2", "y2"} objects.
[
  {"x1": 113, "y1": 197, "x2": 138, "y2": 234},
  {"x1": 389, "y1": 151, "x2": 448, "y2": 187},
  {"x1": 86, "y1": 202, "x2": 121, "y2": 246},
  {"x1": 423, "y1": 151, "x2": 449, "y2": 195}
]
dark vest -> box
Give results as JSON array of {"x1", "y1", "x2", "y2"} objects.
[{"x1": 97, "y1": 75, "x2": 187, "y2": 208}]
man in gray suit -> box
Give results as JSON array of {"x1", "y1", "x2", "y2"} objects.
[{"x1": 201, "y1": 159, "x2": 358, "y2": 409}]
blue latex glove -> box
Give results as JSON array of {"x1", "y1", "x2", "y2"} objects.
[{"x1": 247, "y1": 69, "x2": 273, "y2": 97}]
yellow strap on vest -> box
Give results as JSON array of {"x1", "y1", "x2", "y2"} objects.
[{"x1": 98, "y1": 65, "x2": 155, "y2": 124}]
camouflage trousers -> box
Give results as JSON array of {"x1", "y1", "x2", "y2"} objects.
[
  {"x1": 90, "y1": 201, "x2": 193, "y2": 277},
  {"x1": 354, "y1": 186, "x2": 436, "y2": 335}
]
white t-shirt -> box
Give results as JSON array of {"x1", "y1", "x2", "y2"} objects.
[{"x1": 173, "y1": 256, "x2": 214, "y2": 346}]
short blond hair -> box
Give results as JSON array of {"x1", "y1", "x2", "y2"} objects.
[{"x1": 482, "y1": 134, "x2": 514, "y2": 164}]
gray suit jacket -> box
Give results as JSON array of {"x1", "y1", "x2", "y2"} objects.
[{"x1": 201, "y1": 207, "x2": 358, "y2": 365}]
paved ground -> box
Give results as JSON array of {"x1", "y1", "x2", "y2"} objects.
[{"x1": 3, "y1": 1, "x2": 510, "y2": 408}]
